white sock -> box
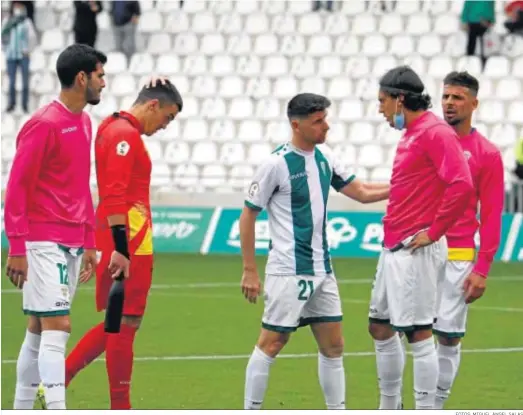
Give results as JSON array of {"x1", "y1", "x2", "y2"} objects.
[
  {"x1": 434, "y1": 343, "x2": 461, "y2": 409},
  {"x1": 14, "y1": 331, "x2": 41, "y2": 409},
  {"x1": 318, "y1": 353, "x2": 346, "y2": 409},
  {"x1": 374, "y1": 335, "x2": 405, "y2": 409},
  {"x1": 412, "y1": 337, "x2": 438, "y2": 410},
  {"x1": 39, "y1": 330, "x2": 70, "y2": 410},
  {"x1": 244, "y1": 346, "x2": 274, "y2": 409}
]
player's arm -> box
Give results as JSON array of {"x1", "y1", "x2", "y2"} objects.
[
  {"x1": 239, "y1": 160, "x2": 278, "y2": 303},
  {"x1": 4, "y1": 120, "x2": 54, "y2": 256},
  {"x1": 474, "y1": 151, "x2": 505, "y2": 278},
  {"x1": 425, "y1": 128, "x2": 474, "y2": 242},
  {"x1": 102, "y1": 132, "x2": 138, "y2": 259},
  {"x1": 330, "y1": 153, "x2": 389, "y2": 202}
]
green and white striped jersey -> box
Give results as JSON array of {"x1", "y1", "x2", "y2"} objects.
[{"x1": 245, "y1": 142, "x2": 356, "y2": 277}]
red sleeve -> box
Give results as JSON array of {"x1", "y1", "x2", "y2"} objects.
[
  {"x1": 473, "y1": 151, "x2": 505, "y2": 277},
  {"x1": 4, "y1": 119, "x2": 54, "y2": 256},
  {"x1": 100, "y1": 128, "x2": 138, "y2": 216},
  {"x1": 425, "y1": 127, "x2": 474, "y2": 242}
]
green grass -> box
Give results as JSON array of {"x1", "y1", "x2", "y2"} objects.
[{"x1": 2, "y1": 253, "x2": 522, "y2": 409}]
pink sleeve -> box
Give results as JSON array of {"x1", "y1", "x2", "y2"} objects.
[
  {"x1": 473, "y1": 151, "x2": 505, "y2": 277},
  {"x1": 425, "y1": 127, "x2": 474, "y2": 242},
  {"x1": 4, "y1": 120, "x2": 53, "y2": 256}
]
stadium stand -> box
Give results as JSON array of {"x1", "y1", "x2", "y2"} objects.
[{"x1": 1, "y1": 0, "x2": 522, "y2": 211}]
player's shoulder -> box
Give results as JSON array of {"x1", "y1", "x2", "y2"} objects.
[
  {"x1": 473, "y1": 129, "x2": 502, "y2": 157},
  {"x1": 315, "y1": 143, "x2": 336, "y2": 164},
  {"x1": 260, "y1": 143, "x2": 293, "y2": 168},
  {"x1": 100, "y1": 113, "x2": 141, "y2": 142}
]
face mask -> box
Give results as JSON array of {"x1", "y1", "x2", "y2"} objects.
[
  {"x1": 393, "y1": 99, "x2": 405, "y2": 130},
  {"x1": 13, "y1": 8, "x2": 25, "y2": 16}
]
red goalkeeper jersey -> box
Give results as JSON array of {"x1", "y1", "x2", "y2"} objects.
[{"x1": 95, "y1": 111, "x2": 153, "y2": 256}]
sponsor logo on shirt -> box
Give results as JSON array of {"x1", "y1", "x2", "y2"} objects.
[
  {"x1": 61, "y1": 126, "x2": 78, "y2": 134},
  {"x1": 289, "y1": 171, "x2": 308, "y2": 180},
  {"x1": 248, "y1": 181, "x2": 259, "y2": 198},
  {"x1": 116, "y1": 141, "x2": 131, "y2": 156}
]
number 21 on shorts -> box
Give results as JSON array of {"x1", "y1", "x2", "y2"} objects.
[
  {"x1": 298, "y1": 279, "x2": 314, "y2": 301},
  {"x1": 56, "y1": 263, "x2": 69, "y2": 285}
]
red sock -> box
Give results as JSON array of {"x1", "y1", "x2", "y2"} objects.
[
  {"x1": 66, "y1": 322, "x2": 107, "y2": 387},
  {"x1": 105, "y1": 324, "x2": 137, "y2": 410}
]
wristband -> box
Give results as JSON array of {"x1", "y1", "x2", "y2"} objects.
[{"x1": 111, "y1": 225, "x2": 129, "y2": 259}]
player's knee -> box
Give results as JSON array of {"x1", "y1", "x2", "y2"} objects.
[
  {"x1": 438, "y1": 335, "x2": 461, "y2": 347},
  {"x1": 406, "y1": 327, "x2": 433, "y2": 344},
  {"x1": 368, "y1": 321, "x2": 394, "y2": 341},
  {"x1": 27, "y1": 315, "x2": 42, "y2": 334},
  {"x1": 319, "y1": 337, "x2": 344, "y2": 358},
  {"x1": 40, "y1": 315, "x2": 72, "y2": 333},
  {"x1": 257, "y1": 331, "x2": 290, "y2": 358},
  {"x1": 122, "y1": 315, "x2": 142, "y2": 329}
]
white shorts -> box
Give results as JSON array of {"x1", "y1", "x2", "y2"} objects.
[
  {"x1": 368, "y1": 234, "x2": 448, "y2": 331},
  {"x1": 23, "y1": 242, "x2": 83, "y2": 316},
  {"x1": 433, "y1": 260, "x2": 473, "y2": 338},
  {"x1": 262, "y1": 274, "x2": 343, "y2": 333}
]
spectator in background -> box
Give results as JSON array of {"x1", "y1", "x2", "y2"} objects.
[
  {"x1": 1, "y1": 1, "x2": 36, "y2": 113},
  {"x1": 111, "y1": 0, "x2": 140, "y2": 62},
  {"x1": 312, "y1": 1, "x2": 333, "y2": 12},
  {"x1": 73, "y1": 1, "x2": 103, "y2": 47},
  {"x1": 9, "y1": 1, "x2": 34, "y2": 24},
  {"x1": 504, "y1": 0, "x2": 523, "y2": 34},
  {"x1": 461, "y1": 0, "x2": 495, "y2": 69}
]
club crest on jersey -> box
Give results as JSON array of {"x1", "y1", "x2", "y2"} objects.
[
  {"x1": 463, "y1": 150, "x2": 472, "y2": 161},
  {"x1": 248, "y1": 182, "x2": 259, "y2": 197},
  {"x1": 320, "y1": 161, "x2": 326, "y2": 175},
  {"x1": 116, "y1": 141, "x2": 130, "y2": 156}
]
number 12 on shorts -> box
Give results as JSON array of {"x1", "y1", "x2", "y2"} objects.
[
  {"x1": 298, "y1": 279, "x2": 314, "y2": 301},
  {"x1": 56, "y1": 263, "x2": 69, "y2": 285}
]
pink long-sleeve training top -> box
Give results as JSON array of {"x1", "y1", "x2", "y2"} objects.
[
  {"x1": 383, "y1": 111, "x2": 474, "y2": 248},
  {"x1": 4, "y1": 100, "x2": 96, "y2": 256},
  {"x1": 445, "y1": 128, "x2": 504, "y2": 277}
]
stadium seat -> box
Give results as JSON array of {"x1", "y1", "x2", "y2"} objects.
[
  {"x1": 263, "y1": 56, "x2": 288, "y2": 78},
  {"x1": 271, "y1": 13, "x2": 297, "y2": 34},
  {"x1": 338, "y1": 99, "x2": 364, "y2": 122},
  {"x1": 418, "y1": 35, "x2": 442, "y2": 57},
  {"x1": 138, "y1": 10, "x2": 163, "y2": 33},
  {"x1": 390, "y1": 35, "x2": 415, "y2": 57},
  {"x1": 298, "y1": 13, "x2": 322, "y2": 36},
  {"x1": 273, "y1": 77, "x2": 298, "y2": 99},
  {"x1": 407, "y1": 14, "x2": 432, "y2": 35},
  {"x1": 308, "y1": 35, "x2": 333, "y2": 57},
  {"x1": 151, "y1": 163, "x2": 171, "y2": 187},
  {"x1": 145, "y1": 140, "x2": 163, "y2": 162},
  {"x1": 255, "y1": 98, "x2": 281, "y2": 120},
  {"x1": 303, "y1": 77, "x2": 326, "y2": 96},
  {"x1": 164, "y1": 141, "x2": 190, "y2": 165},
  {"x1": 183, "y1": 119, "x2": 208, "y2": 142},
  {"x1": 156, "y1": 55, "x2": 181, "y2": 75},
  {"x1": 192, "y1": 12, "x2": 216, "y2": 33},
  {"x1": 490, "y1": 123, "x2": 518, "y2": 148},
  {"x1": 104, "y1": 52, "x2": 127, "y2": 74},
  {"x1": 229, "y1": 97, "x2": 254, "y2": 120},
  {"x1": 219, "y1": 142, "x2": 245, "y2": 165},
  {"x1": 378, "y1": 14, "x2": 403, "y2": 36},
  {"x1": 201, "y1": 164, "x2": 227, "y2": 189},
  {"x1": 218, "y1": 76, "x2": 243, "y2": 99},
  {"x1": 34, "y1": 8, "x2": 57, "y2": 32},
  {"x1": 210, "y1": 119, "x2": 236, "y2": 142},
  {"x1": 111, "y1": 74, "x2": 136, "y2": 97},
  {"x1": 396, "y1": 0, "x2": 421, "y2": 15},
  {"x1": 245, "y1": 77, "x2": 271, "y2": 98},
  {"x1": 40, "y1": 29, "x2": 65, "y2": 52},
  {"x1": 192, "y1": 142, "x2": 217, "y2": 165},
  {"x1": 200, "y1": 34, "x2": 225, "y2": 55},
  {"x1": 324, "y1": 14, "x2": 349, "y2": 35},
  {"x1": 370, "y1": 167, "x2": 392, "y2": 183},
  {"x1": 193, "y1": 76, "x2": 218, "y2": 98},
  {"x1": 2, "y1": 114, "x2": 16, "y2": 137},
  {"x1": 507, "y1": 101, "x2": 523, "y2": 124},
  {"x1": 496, "y1": 78, "x2": 522, "y2": 101},
  {"x1": 245, "y1": 13, "x2": 269, "y2": 35},
  {"x1": 352, "y1": 14, "x2": 376, "y2": 35},
  {"x1": 346, "y1": 56, "x2": 370, "y2": 78},
  {"x1": 265, "y1": 121, "x2": 290, "y2": 144},
  {"x1": 349, "y1": 122, "x2": 375, "y2": 145},
  {"x1": 201, "y1": 97, "x2": 227, "y2": 119},
  {"x1": 171, "y1": 33, "x2": 196, "y2": 55},
  {"x1": 428, "y1": 56, "x2": 454, "y2": 79},
  {"x1": 239, "y1": 120, "x2": 264, "y2": 142},
  {"x1": 229, "y1": 165, "x2": 254, "y2": 189},
  {"x1": 327, "y1": 77, "x2": 353, "y2": 99},
  {"x1": 227, "y1": 34, "x2": 252, "y2": 55},
  {"x1": 334, "y1": 35, "x2": 360, "y2": 57},
  {"x1": 484, "y1": 56, "x2": 510, "y2": 79},
  {"x1": 254, "y1": 34, "x2": 278, "y2": 56},
  {"x1": 362, "y1": 34, "x2": 387, "y2": 58},
  {"x1": 290, "y1": 56, "x2": 316, "y2": 78},
  {"x1": 2, "y1": 139, "x2": 16, "y2": 161},
  {"x1": 216, "y1": 13, "x2": 242, "y2": 34},
  {"x1": 513, "y1": 56, "x2": 523, "y2": 78},
  {"x1": 318, "y1": 56, "x2": 343, "y2": 78},
  {"x1": 456, "y1": 56, "x2": 482, "y2": 77},
  {"x1": 247, "y1": 142, "x2": 272, "y2": 165},
  {"x1": 434, "y1": 14, "x2": 459, "y2": 35},
  {"x1": 478, "y1": 100, "x2": 504, "y2": 124}
]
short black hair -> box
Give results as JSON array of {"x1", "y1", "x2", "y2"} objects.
[
  {"x1": 443, "y1": 71, "x2": 480, "y2": 96},
  {"x1": 379, "y1": 65, "x2": 432, "y2": 111},
  {"x1": 287, "y1": 93, "x2": 331, "y2": 120},
  {"x1": 134, "y1": 80, "x2": 183, "y2": 112},
  {"x1": 56, "y1": 44, "x2": 107, "y2": 88}
]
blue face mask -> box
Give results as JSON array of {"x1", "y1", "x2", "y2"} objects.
[{"x1": 393, "y1": 100, "x2": 405, "y2": 130}]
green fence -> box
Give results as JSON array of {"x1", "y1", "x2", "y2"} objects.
[{"x1": 2, "y1": 206, "x2": 522, "y2": 262}]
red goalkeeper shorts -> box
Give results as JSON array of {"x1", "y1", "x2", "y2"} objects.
[{"x1": 96, "y1": 251, "x2": 153, "y2": 317}]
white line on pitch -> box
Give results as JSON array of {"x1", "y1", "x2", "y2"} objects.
[
  {"x1": 2, "y1": 275, "x2": 522, "y2": 294},
  {"x1": 2, "y1": 346, "x2": 523, "y2": 365}
]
